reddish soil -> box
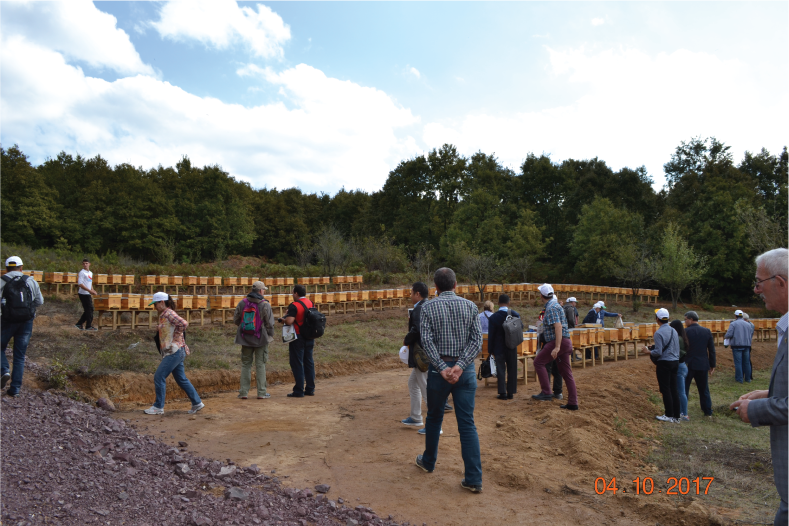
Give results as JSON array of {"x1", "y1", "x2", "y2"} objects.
[{"x1": 111, "y1": 341, "x2": 781, "y2": 526}]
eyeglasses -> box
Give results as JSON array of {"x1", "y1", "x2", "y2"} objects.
[{"x1": 752, "y1": 275, "x2": 786, "y2": 289}]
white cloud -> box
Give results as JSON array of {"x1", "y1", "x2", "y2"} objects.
[
  {"x1": 151, "y1": 0, "x2": 290, "y2": 59},
  {"x1": 409, "y1": 67, "x2": 421, "y2": 79},
  {"x1": 0, "y1": 0, "x2": 153, "y2": 76},
  {"x1": 1, "y1": 35, "x2": 419, "y2": 193},
  {"x1": 591, "y1": 17, "x2": 605, "y2": 26},
  {"x1": 423, "y1": 46, "x2": 787, "y2": 188}
]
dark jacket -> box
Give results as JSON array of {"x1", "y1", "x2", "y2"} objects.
[
  {"x1": 685, "y1": 323, "x2": 716, "y2": 370},
  {"x1": 563, "y1": 305, "x2": 578, "y2": 329},
  {"x1": 404, "y1": 299, "x2": 426, "y2": 368},
  {"x1": 487, "y1": 308, "x2": 520, "y2": 356},
  {"x1": 582, "y1": 309, "x2": 597, "y2": 325}
]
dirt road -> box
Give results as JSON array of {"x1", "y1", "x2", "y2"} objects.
[{"x1": 116, "y1": 348, "x2": 764, "y2": 526}]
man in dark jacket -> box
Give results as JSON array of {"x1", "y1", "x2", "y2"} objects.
[
  {"x1": 487, "y1": 294, "x2": 520, "y2": 400},
  {"x1": 402, "y1": 282, "x2": 429, "y2": 427},
  {"x1": 683, "y1": 311, "x2": 716, "y2": 417}
]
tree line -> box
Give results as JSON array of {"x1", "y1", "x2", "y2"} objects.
[{"x1": 1, "y1": 138, "x2": 786, "y2": 305}]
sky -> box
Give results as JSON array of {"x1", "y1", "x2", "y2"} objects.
[{"x1": 1, "y1": 1, "x2": 786, "y2": 194}]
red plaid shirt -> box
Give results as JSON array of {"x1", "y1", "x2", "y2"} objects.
[{"x1": 158, "y1": 308, "x2": 190, "y2": 356}]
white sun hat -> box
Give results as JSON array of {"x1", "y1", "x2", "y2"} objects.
[
  {"x1": 148, "y1": 291, "x2": 169, "y2": 305},
  {"x1": 538, "y1": 283, "x2": 554, "y2": 296}
]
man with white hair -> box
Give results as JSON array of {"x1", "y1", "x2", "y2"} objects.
[
  {"x1": 725, "y1": 309, "x2": 754, "y2": 383},
  {"x1": 730, "y1": 247, "x2": 788, "y2": 526}
]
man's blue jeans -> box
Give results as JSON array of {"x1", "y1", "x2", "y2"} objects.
[
  {"x1": 153, "y1": 348, "x2": 202, "y2": 409},
  {"x1": 421, "y1": 360, "x2": 482, "y2": 486},
  {"x1": 731, "y1": 346, "x2": 751, "y2": 383},
  {"x1": 1, "y1": 319, "x2": 34, "y2": 395},
  {"x1": 676, "y1": 362, "x2": 689, "y2": 416}
]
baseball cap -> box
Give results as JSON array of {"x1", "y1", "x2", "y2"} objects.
[
  {"x1": 5, "y1": 256, "x2": 22, "y2": 267},
  {"x1": 148, "y1": 292, "x2": 169, "y2": 305},
  {"x1": 252, "y1": 280, "x2": 267, "y2": 291},
  {"x1": 598, "y1": 301, "x2": 606, "y2": 308},
  {"x1": 734, "y1": 309, "x2": 744, "y2": 317},
  {"x1": 567, "y1": 297, "x2": 577, "y2": 303},
  {"x1": 655, "y1": 308, "x2": 670, "y2": 321},
  {"x1": 538, "y1": 283, "x2": 554, "y2": 296}
]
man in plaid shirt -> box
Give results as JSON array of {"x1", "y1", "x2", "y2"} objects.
[
  {"x1": 415, "y1": 267, "x2": 483, "y2": 493},
  {"x1": 532, "y1": 284, "x2": 579, "y2": 410}
]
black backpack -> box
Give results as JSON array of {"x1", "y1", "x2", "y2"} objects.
[
  {"x1": 1, "y1": 275, "x2": 36, "y2": 322},
  {"x1": 296, "y1": 299, "x2": 326, "y2": 339}
]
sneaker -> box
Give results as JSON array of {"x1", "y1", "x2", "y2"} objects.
[
  {"x1": 560, "y1": 404, "x2": 579, "y2": 411},
  {"x1": 553, "y1": 393, "x2": 563, "y2": 400},
  {"x1": 401, "y1": 417, "x2": 423, "y2": 427},
  {"x1": 1, "y1": 373, "x2": 10, "y2": 389},
  {"x1": 144, "y1": 406, "x2": 164, "y2": 415},
  {"x1": 74, "y1": 325, "x2": 83, "y2": 330},
  {"x1": 238, "y1": 395, "x2": 248, "y2": 399},
  {"x1": 84, "y1": 327, "x2": 98, "y2": 331},
  {"x1": 507, "y1": 394, "x2": 514, "y2": 400},
  {"x1": 187, "y1": 402, "x2": 205, "y2": 414},
  {"x1": 496, "y1": 394, "x2": 508, "y2": 400},
  {"x1": 444, "y1": 403, "x2": 453, "y2": 411},
  {"x1": 304, "y1": 391, "x2": 315, "y2": 396},
  {"x1": 680, "y1": 414, "x2": 690, "y2": 422},
  {"x1": 415, "y1": 455, "x2": 433, "y2": 473},
  {"x1": 655, "y1": 415, "x2": 673, "y2": 422},
  {"x1": 460, "y1": 480, "x2": 482, "y2": 493},
  {"x1": 417, "y1": 427, "x2": 443, "y2": 435},
  {"x1": 287, "y1": 393, "x2": 304, "y2": 398},
  {"x1": 257, "y1": 394, "x2": 271, "y2": 399},
  {"x1": 531, "y1": 393, "x2": 553, "y2": 401}
]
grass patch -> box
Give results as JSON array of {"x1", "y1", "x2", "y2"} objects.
[
  {"x1": 614, "y1": 416, "x2": 633, "y2": 437},
  {"x1": 648, "y1": 367, "x2": 778, "y2": 524}
]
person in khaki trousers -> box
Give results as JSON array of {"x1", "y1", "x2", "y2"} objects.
[{"x1": 233, "y1": 281, "x2": 275, "y2": 399}]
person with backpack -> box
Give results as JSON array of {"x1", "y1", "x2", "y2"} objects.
[
  {"x1": 640, "y1": 308, "x2": 680, "y2": 423},
  {"x1": 233, "y1": 281, "x2": 275, "y2": 400},
  {"x1": 1, "y1": 256, "x2": 44, "y2": 397},
  {"x1": 487, "y1": 294, "x2": 522, "y2": 400},
  {"x1": 144, "y1": 292, "x2": 204, "y2": 415},
  {"x1": 278, "y1": 285, "x2": 324, "y2": 398}
]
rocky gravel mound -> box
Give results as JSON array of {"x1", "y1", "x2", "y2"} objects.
[{"x1": 1, "y1": 390, "x2": 408, "y2": 526}]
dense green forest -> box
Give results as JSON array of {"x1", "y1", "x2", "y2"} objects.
[{"x1": 1, "y1": 138, "x2": 786, "y2": 304}]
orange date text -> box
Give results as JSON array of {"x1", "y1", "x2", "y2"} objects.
[{"x1": 593, "y1": 477, "x2": 714, "y2": 495}]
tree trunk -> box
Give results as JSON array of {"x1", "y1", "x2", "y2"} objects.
[{"x1": 670, "y1": 289, "x2": 678, "y2": 310}]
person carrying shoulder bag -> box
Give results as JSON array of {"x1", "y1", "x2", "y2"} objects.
[{"x1": 641, "y1": 308, "x2": 680, "y2": 423}]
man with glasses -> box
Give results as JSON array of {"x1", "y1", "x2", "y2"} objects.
[{"x1": 730, "y1": 247, "x2": 788, "y2": 526}]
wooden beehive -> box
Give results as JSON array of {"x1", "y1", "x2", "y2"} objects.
[
  {"x1": 185, "y1": 276, "x2": 198, "y2": 285},
  {"x1": 369, "y1": 290, "x2": 380, "y2": 300},
  {"x1": 95, "y1": 294, "x2": 122, "y2": 310},
  {"x1": 156, "y1": 275, "x2": 170, "y2": 286},
  {"x1": 570, "y1": 329, "x2": 588, "y2": 347},
  {"x1": 177, "y1": 296, "x2": 193, "y2": 310},
  {"x1": 284, "y1": 277, "x2": 294, "y2": 285},
  {"x1": 618, "y1": 327, "x2": 632, "y2": 340},
  {"x1": 324, "y1": 292, "x2": 335, "y2": 303},
  {"x1": 721, "y1": 320, "x2": 731, "y2": 331},
  {"x1": 238, "y1": 277, "x2": 250, "y2": 286},
  {"x1": 768, "y1": 319, "x2": 778, "y2": 329},
  {"x1": 630, "y1": 325, "x2": 641, "y2": 339},
  {"x1": 430, "y1": 287, "x2": 437, "y2": 297},
  {"x1": 267, "y1": 294, "x2": 281, "y2": 307},
  {"x1": 198, "y1": 276, "x2": 208, "y2": 285},
  {"x1": 354, "y1": 275, "x2": 363, "y2": 283},
  {"x1": 346, "y1": 291, "x2": 357, "y2": 301},
  {"x1": 264, "y1": 277, "x2": 275, "y2": 286},
  {"x1": 208, "y1": 276, "x2": 222, "y2": 286},
  {"x1": 251, "y1": 277, "x2": 260, "y2": 284},
  {"x1": 225, "y1": 277, "x2": 239, "y2": 286},
  {"x1": 121, "y1": 294, "x2": 141, "y2": 310},
  {"x1": 171, "y1": 276, "x2": 183, "y2": 286},
  {"x1": 335, "y1": 291, "x2": 347, "y2": 302},
  {"x1": 141, "y1": 294, "x2": 154, "y2": 310},
  {"x1": 299, "y1": 277, "x2": 310, "y2": 285},
  {"x1": 121, "y1": 275, "x2": 134, "y2": 285},
  {"x1": 64, "y1": 272, "x2": 78, "y2": 283},
  {"x1": 95, "y1": 274, "x2": 108, "y2": 284},
  {"x1": 319, "y1": 276, "x2": 330, "y2": 285},
  {"x1": 209, "y1": 295, "x2": 230, "y2": 309},
  {"x1": 604, "y1": 328, "x2": 619, "y2": 342},
  {"x1": 44, "y1": 272, "x2": 64, "y2": 283},
  {"x1": 359, "y1": 290, "x2": 370, "y2": 300},
  {"x1": 140, "y1": 275, "x2": 156, "y2": 286},
  {"x1": 194, "y1": 295, "x2": 208, "y2": 309}
]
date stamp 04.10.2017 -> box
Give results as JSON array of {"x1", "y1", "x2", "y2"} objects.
[{"x1": 594, "y1": 477, "x2": 714, "y2": 496}]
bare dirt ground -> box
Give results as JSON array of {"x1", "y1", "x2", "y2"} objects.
[{"x1": 113, "y1": 342, "x2": 781, "y2": 526}]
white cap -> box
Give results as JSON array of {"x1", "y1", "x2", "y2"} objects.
[
  {"x1": 5, "y1": 256, "x2": 22, "y2": 267},
  {"x1": 655, "y1": 308, "x2": 670, "y2": 321},
  {"x1": 148, "y1": 292, "x2": 169, "y2": 305},
  {"x1": 538, "y1": 283, "x2": 554, "y2": 296},
  {"x1": 597, "y1": 301, "x2": 606, "y2": 308},
  {"x1": 567, "y1": 297, "x2": 577, "y2": 303},
  {"x1": 593, "y1": 302, "x2": 602, "y2": 309},
  {"x1": 734, "y1": 309, "x2": 744, "y2": 317}
]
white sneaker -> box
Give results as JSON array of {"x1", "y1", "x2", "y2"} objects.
[
  {"x1": 680, "y1": 414, "x2": 690, "y2": 422},
  {"x1": 655, "y1": 415, "x2": 673, "y2": 422},
  {"x1": 144, "y1": 406, "x2": 164, "y2": 415},
  {"x1": 187, "y1": 402, "x2": 205, "y2": 414}
]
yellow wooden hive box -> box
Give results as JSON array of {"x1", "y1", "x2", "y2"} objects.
[
  {"x1": 335, "y1": 291, "x2": 347, "y2": 302},
  {"x1": 185, "y1": 276, "x2": 198, "y2": 285},
  {"x1": 121, "y1": 294, "x2": 141, "y2": 310},
  {"x1": 95, "y1": 274, "x2": 108, "y2": 284},
  {"x1": 44, "y1": 272, "x2": 64, "y2": 283},
  {"x1": 176, "y1": 295, "x2": 193, "y2": 310},
  {"x1": 64, "y1": 272, "x2": 78, "y2": 283},
  {"x1": 604, "y1": 328, "x2": 619, "y2": 342},
  {"x1": 141, "y1": 294, "x2": 154, "y2": 310},
  {"x1": 570, "y1": 328, "x2": 588, "y2": 347},
  {"x1": 198, "y1": 276, "x2": 209, "y2": 285},
  {"x1": 95, "y1": 294, "x2": 122, "y2": 310},
  {"x1": 225, "y1": 277, "x2": 238, "y2": 286},
  {"x1": 194, "y1": 295, "x2": 208, "y2": 309},
  {"x1": 171, "y1": 276, "x2": 183, "y2": 285},
  {"x1": 121, "y1": 275, "x2": 134, "y2": 285},
  {"x1": 209, "y1": 295, "x2": 230, "y2": 309},
  {"x1": 156, "y1": 275, "x2": 170, "y2": 285},
  {"x1": 358, "y1": 290, "x2": 370, "y2": 300},
  {"x1": 208, "y1": 276, "x2": 222, "y2": 286},
  {"x1": 140, "y1": 275, "x2": 156, "y2": 286}
]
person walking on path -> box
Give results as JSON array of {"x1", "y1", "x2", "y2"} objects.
[
  {"x1": 1, "y1": 256, "x2": 44, "y2": 397},
  {"x1": 278, "y1": 285, "x2": 316, "y2": 398},
  {"x1": 641, "y1": 308, "x2": 680, "y2": 423},
  {"x1": 415, "y1": 267, "x2": 483, "y2": 493},
  {"x1": 233, "y1": 281, "x2": 275, "y2": 400},
  {"x1": 532, "y1": 284, "x2": 578, "y2": 410},
  {"x1": 725, "y1": 310, "x2": 754, "y2": 383},
  {"x1": 683, "y1": 311, "x2": 715, "y2": 418},
  {"x1": 144, "y1": 292, "x2": 204, "y2": 415},
  {"x1": 401, "y1": 282, "x2": 429, "y2": 429},
  {"x1": 670, "y1": 320, "x2": 691, "y2": 421},
  {"x1": 75, "y1": 258, "x2": 98, "y2": 331},
  {"x1": 730, "y1": 247, "x2": 788, "y2": 526},
  {"x1": 487, "y1": 294, "x2": 520, "y2": 400}
]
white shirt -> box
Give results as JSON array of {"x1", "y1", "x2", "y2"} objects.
[{"x1": 78, "y1": 269, "x2": 93, "y2": 295}]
